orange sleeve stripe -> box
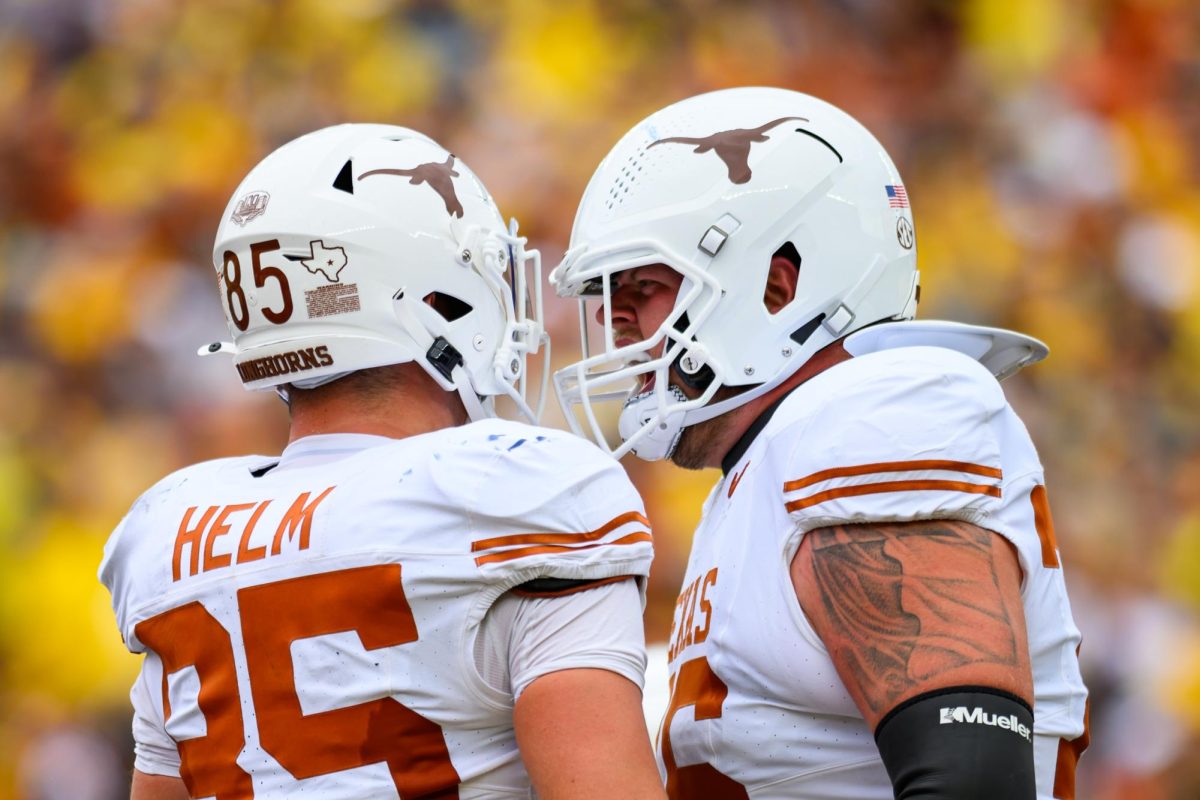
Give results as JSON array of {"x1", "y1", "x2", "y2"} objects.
[
  {"x1": 784, "y1": 479, "x2": 1001, "y2": 512},
  {"x1": 474, "y1": 531, "x2": 652, "y2": 567},
  {"x1": 783, "y1": 459, "x2": 1003, "y2": 492},
  {"x1": 470, "y1": 510, "x2": 650, "y2": 552}
]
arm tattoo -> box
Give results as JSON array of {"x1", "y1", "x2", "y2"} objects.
[{"x1": 799, "y1": 521, "x2": 1025, "y2": 718}]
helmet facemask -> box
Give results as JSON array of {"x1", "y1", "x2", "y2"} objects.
[{"x1": 552, "y1": 241, "x2": 725, "y2": 460}]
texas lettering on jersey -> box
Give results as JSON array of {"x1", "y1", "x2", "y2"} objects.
[{"x1": 667, "y1": 566, "x2": 717, "y2": 662}]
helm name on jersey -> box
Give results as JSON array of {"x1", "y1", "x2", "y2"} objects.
[
  {"x1": 938, "y1": 705, "x2": 1032, "y2": 741},
  {"x1": 173, "y1": 487, "x2": 335, "y2": 581},
  {"x1": 667, "y1": 566, "x2": 718, "y2": 661},
  {"x1": 236, "y1": 345, "x2": 334, "y2": 384}
]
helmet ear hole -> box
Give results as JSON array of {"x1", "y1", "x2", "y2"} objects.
[
  {"x1": 774, "y1": 241, "x2": 801, "y2": 268},
  {"x1": 764, "y1": 241, "x2": 802, "y2": 316},
  {"x1": 423, "y1": 291, "x2": 474, "y2": 322}
]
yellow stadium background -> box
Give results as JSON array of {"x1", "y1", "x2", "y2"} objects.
[{"x1": 1, "y1": 0, "x2": 1198, "y2": 797}]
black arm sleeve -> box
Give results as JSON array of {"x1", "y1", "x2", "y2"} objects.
[{"x1": 874, "y1": 687, "x2": 1036, "y2": 799}]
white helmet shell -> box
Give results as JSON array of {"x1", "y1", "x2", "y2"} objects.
[
  {"x1": 551, "y1": 87, "x2": 919, "y2": 459},
  {"x1": 207, "y1": 124, "x2": 545, "y2": 420}
]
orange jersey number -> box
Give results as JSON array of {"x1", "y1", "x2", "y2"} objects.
[
  {"x1": 660, "y1": 656, "x2": 748, "y2": 800},
  {"x1": 135, "y1": 564, "x2": 460, "y2": 799}
]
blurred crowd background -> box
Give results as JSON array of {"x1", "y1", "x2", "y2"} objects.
[{"x1": 1, "y1": 0, "x2": 1198, "y2": 797}]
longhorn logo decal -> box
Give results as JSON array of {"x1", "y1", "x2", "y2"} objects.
[
  {"x1": 358, "y1": 155, "x2": 465, "y2": 218},
  {"x1": 648, "y1": 117, "x2": 808, "y2": 184}
]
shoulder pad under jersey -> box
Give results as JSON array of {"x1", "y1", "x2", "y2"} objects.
[
  {"x1": 770, "y1": 347, "x2": 1006, "y2": 543},
  {"x1": 430, "y1": 420, "x2": 653, "y2": 585},
  {"x1": 844, "y1": 320, "x2": 1047, "y2": 381}
]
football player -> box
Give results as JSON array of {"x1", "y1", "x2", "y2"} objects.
[
  {"x1": 551, "y1": 88, "x2": 1089, "y2": 799},
  {"x1": 100, "y1": 125, "x2": 666, "y2": 799}
]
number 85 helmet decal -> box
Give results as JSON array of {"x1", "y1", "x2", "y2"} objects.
[
  {"x1": 205, "y1": 124, "x2": 547, "y2": 422},
  {"x1": 550, "y1": 87, "x2": 920, "y2": 459}
]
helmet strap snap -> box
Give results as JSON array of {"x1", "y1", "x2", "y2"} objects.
[{"x1": 426, "y1": 336, "x2": 465, "y2": 381}]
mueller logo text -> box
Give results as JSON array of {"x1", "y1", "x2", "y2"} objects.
[{"x1": 939, "y1": 706, "x2": 1032, "y2": 741}]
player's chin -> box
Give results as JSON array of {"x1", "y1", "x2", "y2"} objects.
[{"x1": 668, "y1": 425, "x2": 710, "y2": 470}]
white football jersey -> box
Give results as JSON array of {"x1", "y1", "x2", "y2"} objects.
[
  {"x1": 100, "y1": 419, "x2": 653, "y2": 799},
  {"x1": 658, "y1": 345, "x2": 1088, "y2": 800}
]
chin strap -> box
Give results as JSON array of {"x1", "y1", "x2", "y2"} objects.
[
  {"x1": 451, "y1": 367, "x2": 490, "y2": 421},
  {"x1": 391, "y1": 298, "x2": 490, "y2": 421},
  {"x1": 620, "y1": 340, "x2": 830, "y2": 461},
  {"x1": 618, "y1": 386, "x2": 689, "y2": 461},
  {"x1": 491, "y1": 328, "x2": 550, "y2": 425}
]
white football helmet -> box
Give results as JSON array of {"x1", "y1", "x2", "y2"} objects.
[
  {"x1": 550, "y1": 87, "x2": 920, "y2": 459},
  {"x1": 204, "y1": 124, "x2": 546, "y2": 421}
]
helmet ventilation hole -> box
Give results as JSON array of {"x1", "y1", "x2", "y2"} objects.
[
  {"x1": 333, "y1": 159, "x2": 354, "y2": 194},
  {"x1": 424, "y1": 291, "x2": 473, "y2": 322},
  {"x1": 606, "y1": 148, "x2": 647, "y2": 210}
]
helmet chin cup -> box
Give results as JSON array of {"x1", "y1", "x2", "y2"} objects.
[{"x1": 619, "y1": 385, "x2": 688, "y2": 462}]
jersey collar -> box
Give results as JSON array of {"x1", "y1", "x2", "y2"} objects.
[
  {"x1": 278, "y1": 433, "x2": 396, "y2": 468},
  {"x1": 718, "y1": 342, "x2": 853, "y2": 475},
  {"x1": 720, "y1": 389, "x2": 793, "y2": 475}
]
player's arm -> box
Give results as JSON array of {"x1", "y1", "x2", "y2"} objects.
[
  {"x1": 124, "y1": 652, "x2": 188, "y2": 800},
  {"x1": 792, "y1": 519, "x2": 1035, "y2": 799},
  {"x1": 515, "y1": 667, "x2": 665, "y2": 799},
  {"x1": 458, "y1": 431, "x2": 661, "y2": 796},
  {"x1": 130, "y1": 770, "x2": 189, "y2": 800},
  {"x1": 483, "y1": 575, "x2": 663, "y2": 799}
]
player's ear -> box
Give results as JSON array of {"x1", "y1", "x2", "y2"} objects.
[{"x1": 763, "y1": 254, "x2": 799, "y2": 315}]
